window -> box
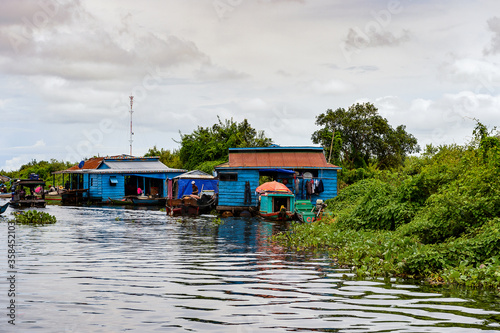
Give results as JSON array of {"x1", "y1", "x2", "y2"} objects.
[
  {"x1": 109, "y1": 176, "x2": 118, "y2": 186},
  {"x1": 219, "y1": 173, "x2": 238, "y2": 181}
]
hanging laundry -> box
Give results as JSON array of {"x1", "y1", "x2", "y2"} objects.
[{"x1": 316, "y1": 179, "x2": 324, "y2": 193}]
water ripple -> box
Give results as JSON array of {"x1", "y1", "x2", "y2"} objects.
[{"x1": 0, "y1": 204, "x2": 498, "y2": 332}]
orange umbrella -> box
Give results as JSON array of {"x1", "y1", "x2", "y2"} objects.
[{"x1": 255, "y1": 181, "x2": 291, "y2": 194}]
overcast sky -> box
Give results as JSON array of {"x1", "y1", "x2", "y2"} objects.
[{"x1": 1, "y1": 0, "x2": 499, "y2": 171}]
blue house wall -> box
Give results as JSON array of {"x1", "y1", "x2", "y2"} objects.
[
  {"x1": 88, "y1": 174, "x2": 102, "y2": 200},
  {"x1": 85, "y1": 172, "x2": 184, "y2": 201},
  {"x1": 218, "y1": 169, "x2": 259, "y2": 207},
  {"x1": 101, "y1": 174, "x2": 125, "y2": 200},
  {"x1": 217, "y1": 168, "x2": 339, "y2": 208}
]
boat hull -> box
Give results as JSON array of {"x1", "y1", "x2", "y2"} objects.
[
  {"x1": 130, "y1": 197, "x2": 166, "y2": 206},
  {"x1": 10, "y1": 199, "x2": 46, "y2": 208},
  {"x1": 0, "y1": 202, "x2": 9, "y2": 214},
  {"x1": 259, "y1": 211, "x2": 294, "y2": 221}
]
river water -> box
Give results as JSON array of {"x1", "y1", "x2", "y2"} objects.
[{"x1": 0, "y1": 204, "x2": 499, "y2": 332}]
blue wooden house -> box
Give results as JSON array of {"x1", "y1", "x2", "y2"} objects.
[
  {"x1": 215, "y1": 146, "x2": 341, "y2": 215},
  {"x1": 54, "y1": 155, "x2": 186, "y2": 202}
]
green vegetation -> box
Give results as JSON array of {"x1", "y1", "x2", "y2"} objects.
[
  {"x1": 276, "y1": 121, "x2": 500, "y2": 290},
  {"x1": 178, "y1": 117, "x2": 272, "y2": 173},
  {"x1": 144, "y1": 146, "x2": 183, "y2": 169},
  {"x1": 10, "y1": 210, "x2": 57, "y2": 225},
  {"x1": 312, "y1": 102, "x2": 420, "y2": 169},
  {"x1": 1, "y1": 159, "x2": 73, "y2": 190},
  {"x1": 143, "y1": 117, "x2": 272, "y2": 174}
]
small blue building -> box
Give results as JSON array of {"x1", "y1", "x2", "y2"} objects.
[
  {"x1": 215, "y1": 146, "x2": 341, "y2": 215},
  {"x1": 54, "y1": 155, "x2": 186, "y2": 202}
]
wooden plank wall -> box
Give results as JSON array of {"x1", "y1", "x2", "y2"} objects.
[
  {"x1": 89, "y1": 174, "x2": 102, "y2": 200},
  {"x1": 218, "y1": 168, "x2": 338, "y2": 207},
  {"x1": 101, "y1": 174, "x2": 125, "y2": 200},
  {"x1": 218, "y1": 169, "x2": 259, "y2": 207}
]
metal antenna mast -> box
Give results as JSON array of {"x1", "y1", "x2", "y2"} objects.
[{"x1": 129, "y1": 95, "x2": 134, "y2": 156}]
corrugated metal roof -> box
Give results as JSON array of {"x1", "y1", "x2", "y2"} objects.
[
  {"x1": 103, "y1": 160, "x2": 171, "y2": 170},
  {"x1": 66, "y1": 157, "x2": 104, "y2": 170},
  {"x1": 224, "y1": 151, "x2": 339, "y2": 168},
  {"x1": 54, "y1": 158, "x2": 186, "y2": 174},
  {"x1": 174, "y1": 170, "x2": 215, "y2": 179}
]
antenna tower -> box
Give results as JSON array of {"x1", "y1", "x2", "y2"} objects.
[{"x1": 129, "y1": 95, "x2": 134, "y2": 156}]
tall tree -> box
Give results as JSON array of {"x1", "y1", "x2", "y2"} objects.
[
  {"x1": 312, "y1": 102, "x2": 420, "y2": 169},
  {"x1": 144, "y1": 146, "x2": 183, "y2": 169},
  {"x1": 179, "y1": 117, "x2": 273, "y2": 171}
]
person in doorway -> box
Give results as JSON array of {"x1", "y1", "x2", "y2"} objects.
[{"x1": 191, "y1": 181, "x2": 198, "y2": 195}]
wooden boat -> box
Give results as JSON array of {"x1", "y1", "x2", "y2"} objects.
[
  {"x1": 166, "y1": 192, "x2": 217, "y2": 216},
  {"x1": 0, "y1": 193, "x2": 11, "y2": 199},
  {"x1": 0, "y1": 202, "x2": 9, "y2": 214},
  {"x1": 166, "y1": 197, "x2": 199, "y2": 216},
  {"x1": 294, "y1": 199, "x2": 326, "y2": 223},
  {"x1": 256, "y1": 181, "x2": 295, "y2": 221},
  {"x1": 130, "y1": 196, "x2": 166, "y2": 206},
  {"x1": 45, "y1": 194, "x2": 62, "y2": 202},
  {"x1": 258, "y1": 192, "x2": 295, "y2": 221},
  {"x1": 10, "y1": 179, "x2": 46, "y2": 208},
  {"x1": 107, "y1": 197, "x2": 134, "y2": 205}
]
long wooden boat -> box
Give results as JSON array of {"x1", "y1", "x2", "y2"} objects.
[
  {"x1": 130, "y1": 196, "x2": 166, "y2": 206},
  {"x1": 107, "y1": 197, "x2": 134, "y2": 205},
  {"x1": 10, "y1": 179, "x2": 46, "y2": 208},
  {"x1": 45, "y1": 193, "x2": 62, "y2": 202},
  {"x1": 0, "y1": 202, "x2": 9, "y2": 214}
]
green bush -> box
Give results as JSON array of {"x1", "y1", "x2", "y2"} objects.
[
  {"x1": 11, "y1": 210, "x2": 56, "y2": 225},
  {"x1": 273, "y1": 125, "x2": 500, "y2": 289}
]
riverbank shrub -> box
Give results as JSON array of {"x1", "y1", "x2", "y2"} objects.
[
  {"x1": 274, "y1": 124, "x2": 500, "y2": 289},
  {"x1": 10, "y1": 210, "x2": 56, "y2": 225}
]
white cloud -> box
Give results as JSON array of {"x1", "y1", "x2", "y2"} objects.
[
  {"x1": 307, "y1": 79, "x2": 354, "y2": 95},
  {"x1": 1, "y1": 0, "x2": 500, "y2": 169},
  {"x1": 439, "y1": 57, "x2": 500, "y2": 91},
  {"x1": 484, "y1": 16, "x2": 500, "y2": 55},
  {"x1": 376, "y1": 92, "x2": 500, "y2": 147}
]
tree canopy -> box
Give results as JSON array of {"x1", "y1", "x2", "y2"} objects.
[
  {"x1": 178, "y1": 117, "x2": 273, "y2": 172},
  {"x1": 144, "y1": 146, "x2": 183, "y2": 169},
  {"x1": 311, "y1": 102, "x2": 420, "y2": 169}
]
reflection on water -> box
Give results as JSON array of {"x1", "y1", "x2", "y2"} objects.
[{"x1": 0, "y1": 204, "x2": 499, "y2": 332}]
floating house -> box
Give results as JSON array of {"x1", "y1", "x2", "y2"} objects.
[
  {"x1": 53, "y1": 155, "x2": 186, "y2": 203},
  {"x1": 215, "y1": 146, "x2": 341, "y2": 215}
]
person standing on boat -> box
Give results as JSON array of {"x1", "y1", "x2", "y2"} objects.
[{"x1": 191, "y1": 181, "x2": 199, "y2": 195}]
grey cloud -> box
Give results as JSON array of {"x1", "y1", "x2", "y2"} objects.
[
  {"x1": 346, "y1": 65, "x2": 379, "y2": 72},
  {"x1": 342, "y1": 27, "x2": 410, "y2": 52},
  {"x1": 484, "y1": 16, "x2": 500, "y2": 55},
  {"x1": 0, "y1": 0, "x2": 209, "y2": 81},
  {"x1": 194, "y1": 63, "x2": 249, "y2": 82}
]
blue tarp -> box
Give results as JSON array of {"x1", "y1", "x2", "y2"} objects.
[
  {"x1": 177, "y1": 179, "x2": 218, "y2": 198},
  {"x1": 259, "y1": 168, "x2": 295, "y2": 174}
]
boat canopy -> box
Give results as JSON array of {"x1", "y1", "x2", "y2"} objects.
[
  {"x1": 256, "y1": 181, "x2": 291, "y2": 194},
  {"x1": 177, "y1": 178, "x2": 218, "y2": 198}
]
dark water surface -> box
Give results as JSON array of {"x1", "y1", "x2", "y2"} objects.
[{"x1": 0, "y1": 204, "x2": 499, "y2": 332}]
